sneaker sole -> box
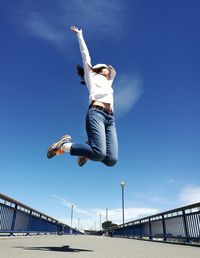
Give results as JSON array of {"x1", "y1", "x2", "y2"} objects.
[{"x1": 47, "y1": 135, "x2": 71, "y2": 159}]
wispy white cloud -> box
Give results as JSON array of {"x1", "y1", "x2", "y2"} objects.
[
  {"x1": 179, "y1": 185, "x2": 200, "y2": 205},
  {"x1": 51, "y1": 194, "x2": 74, "y2": 207},
  {"x1": 51, "y1": 194, "x2": 93, "y2": 217},
  {"x1": 22, "y1": 12, "x2": 65, "y2": 49},
  {"x1": 14, "y1": 0, "x2": 126, "y2": 51},
  {"x1": 62, "y1": 0, "x2": 125, "y2": 35},
  {"x1": 91, "y1": 207, "x2": 159, "y2": 224},
  {"x1": 114, "y1": 74, "x2": 143, "y2": 116},
  {"x1": 51, "y1": 194, "x2": 158, "y2": 230}
]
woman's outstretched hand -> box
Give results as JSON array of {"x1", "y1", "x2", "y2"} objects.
[{"x1": 70, "y1": 26, "x2": 82, "y2": 33}]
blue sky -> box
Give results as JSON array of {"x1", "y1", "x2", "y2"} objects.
[{"x1": 0, "y1": 0, "x2": 199, "y2": 230}]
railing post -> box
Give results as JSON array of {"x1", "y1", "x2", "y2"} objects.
[
  {"x1": 149, "y1": 218, "x2": 152, "y2": 240},
  {"x1": 140, "y1": 221, "x2": 142, "y2": 239},
  {"x1": 131, "y1": 225, "x2": 134, "y2": 238},
  {"x1": 38, "y1": 214, "x2": 42, "y2": 235},
  {"x1": 162, "y1": 215, "x2": 166, "y2": 242},
  {"x1": 182, "y1": 210, "x2": 190, "y2": 243},
  {"x1": 10, "y1": 204, "x2": 17, "y2": 236},
  {"x1": 27, "y1": 210, "x2": 32, "y2": 235},
  {"x1": 46, "y1": 217, "x2": 48, "y2": 234}
]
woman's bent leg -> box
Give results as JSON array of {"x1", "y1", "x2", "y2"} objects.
[
  {"x1": 70, "y1": 109, "x2": 107, "y2": 161},
  {"x1": 102, "y1": 115, "x2": 118, "y2": 167}
]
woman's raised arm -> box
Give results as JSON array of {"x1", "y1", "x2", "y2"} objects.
[{"x1": 70, "y1": 26, "x2": 92, "y2": 69}]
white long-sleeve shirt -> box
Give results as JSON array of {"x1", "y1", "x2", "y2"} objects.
[{"x1": 77, "y1": 31, "x2": 116, "y2": 111}]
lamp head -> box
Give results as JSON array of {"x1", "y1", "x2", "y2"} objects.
[{"x1": 120, "y1": 180, "x2": 125, "y2": 188}]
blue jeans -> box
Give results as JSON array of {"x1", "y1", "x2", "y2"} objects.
[{"x1": 70, "y1": 107, "x2": 118, "y2": 166}]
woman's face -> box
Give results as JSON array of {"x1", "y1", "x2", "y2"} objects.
[{"x1": 101, "y1": 68, "x2": 111, "y2": 79}]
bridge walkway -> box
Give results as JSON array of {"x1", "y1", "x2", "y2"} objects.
[{"x1": 1, "y1": 235, "x2": 200, "y2": 258}]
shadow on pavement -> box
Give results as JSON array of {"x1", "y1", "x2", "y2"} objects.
[{"x1": 15, "y1": 245, "x2": 93, "y2": 253}]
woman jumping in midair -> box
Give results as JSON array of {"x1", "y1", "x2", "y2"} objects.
[{"x1": 47, "y1": 26, "x2": 118, "y2": 167}]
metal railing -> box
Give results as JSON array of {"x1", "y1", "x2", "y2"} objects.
[
  {"x1": 0, "y1": 193, "x2": 79, "y2": 236},
  {"x1": 108, "y1": 202, "x2": 200, "y2": 245}
]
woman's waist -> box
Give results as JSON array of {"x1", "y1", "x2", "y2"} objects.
[
  {"x1": 89, "y1": 101, "x2": 113, "y2": 115},
  {"x1": 92, "y1": 101, "x2": 110, "y2": 109}
]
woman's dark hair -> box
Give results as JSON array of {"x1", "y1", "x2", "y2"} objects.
[
  {"x1": 76, "y1": 65, "x2": 108, "y2": 84},
  {"x1": 76, "y1": 65, "x2": 85, "y2": 84}
]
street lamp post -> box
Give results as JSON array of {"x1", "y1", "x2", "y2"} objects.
[
  {"x1": 100, "y1": 213, "x2": 102, "y2": 231},
  {"x1": 77, "y1": 218, "x2": 80, "y2": 231},
  {"x1": 71, "y1": 204, "x2": 74, "y2": 232},
  {"x1": 120, "y1": 180, "x2": 125, "y2": 226},
  {"x1": 106, "y1": 208, "x2": 108, "y2": 221}
]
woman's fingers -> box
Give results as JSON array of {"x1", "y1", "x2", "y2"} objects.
[
  {"x1": 70, "y1": 26, "x2": 81, "y2": 33},
  {"x1": 70, "y1": 26, "x2": 77, "y2": 31}
]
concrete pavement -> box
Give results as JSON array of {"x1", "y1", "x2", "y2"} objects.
[{"x1": 0, "y1": 235, "x2": 200, "y2": 258}]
